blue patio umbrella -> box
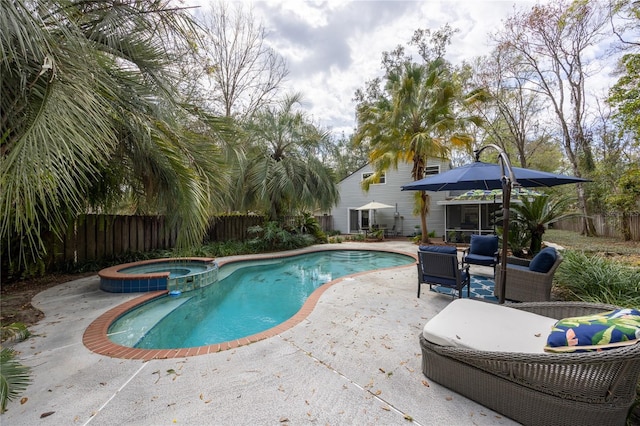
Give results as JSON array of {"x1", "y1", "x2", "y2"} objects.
[
  {"x1": 401, "y1": 161, "x2": 588, "y2": 191},
  {"x1": 401, "y1": 146, "x2": 590, "y2": 303}
]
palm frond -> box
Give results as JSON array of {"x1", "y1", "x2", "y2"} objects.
[
  {"x1": 0, "y1": 348, "x2": 31, "y2": 413},
  {"x1": 2, "y1": 0, "x2": 228, "y2": 263},
  {"x1": 0, "y1": 323, "x2": 31, "y2": 343}
]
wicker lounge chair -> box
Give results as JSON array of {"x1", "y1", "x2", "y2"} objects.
[
  {"x1": 494, "y1": 250, "x2": 563, "y2": 302},
  {"x1": 420, "y1": 301, "x2": 640, "y2": 426}
]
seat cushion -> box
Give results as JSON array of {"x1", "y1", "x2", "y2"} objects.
[
  {"x1": 464, "y1": 253, "x2": 496, "y2": 266},
  {"x1": 422, "y1": 270, "x2": 469, "y2": 287},
  {"x1": 469, "y1": 234, "x2": 498, "y2": 256},
  {"x1": 422, "y1": 299, "x2": 557, "y2": 353},
  {"x1": 529, "y1": 247, "x2": 557, "y2": 273},
  {"x1": 545, "y1": 308, "x2": 640, "y2": 353},
  {"x1": 419, "y1": 245, "x2": 457, "y2": 254},
  {"x1": 507, "y1": 263, "x2": 530, "y2": 272}
]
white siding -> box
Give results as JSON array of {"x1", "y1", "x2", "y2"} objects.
[{"x1": 333, "y1": 159, "x2": 451, "y2": 238}]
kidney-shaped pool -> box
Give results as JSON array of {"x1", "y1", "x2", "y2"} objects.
[{"x1": 103, "y1": 249, "x2": 414, "y2": 353}]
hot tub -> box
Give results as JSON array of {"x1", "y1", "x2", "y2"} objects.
[{"x1": 98, "y1": 258, "x2": 217, "y2": 293}]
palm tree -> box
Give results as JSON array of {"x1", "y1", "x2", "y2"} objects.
[
  {"x1": 1, "y1": 0, "x2": 230, "y2": 269},
  {"x1": 509, "y1": 195, "x2": 577, "y2": 254},
  {"x1": 354, "y1": 58, "x2": 480, "y2": 243},
  {"x1": 240, "y1": 94, "x2": 339, "y2": 221}
]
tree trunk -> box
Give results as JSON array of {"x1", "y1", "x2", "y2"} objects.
[
  {"x1": 575, "y1": 182, "x2": 597, "y2": 236},
  {"x1": 420, "y1": 191, "x2": 431, "y2": 244},
  {"x1": 529, "y1": 233, "x2": 543, "y2": 255}
]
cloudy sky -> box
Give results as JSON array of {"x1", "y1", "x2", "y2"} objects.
[{"x1": 185, "y1": 0, "x2": 616, "y2": 137}]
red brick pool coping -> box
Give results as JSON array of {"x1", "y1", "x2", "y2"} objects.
[
  {"x1": 98, "y1": 257, "x2": 217, "y2": 280},
  {"x1": 83, "y1": 247, "x2": 418, "y2": 360}
]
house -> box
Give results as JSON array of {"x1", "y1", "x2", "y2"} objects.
[{"x1": 331, "y1": 159, "x2": 452, "y2": 238}]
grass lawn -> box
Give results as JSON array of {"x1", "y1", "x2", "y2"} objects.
[{"x1": 545, "y1": 229, "x2": 640, "y2": 267}]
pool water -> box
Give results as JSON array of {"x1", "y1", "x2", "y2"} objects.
[
  {"x1": 108, "y1": 250, "x2": 413, "y2": 349},
  {"x1": 119, "y1": 262, "x2": 210, "y2": 279}
]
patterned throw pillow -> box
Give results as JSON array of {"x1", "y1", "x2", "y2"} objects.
[{"x1": 545, "y1": 308, "x2": 640, "y2": 353}]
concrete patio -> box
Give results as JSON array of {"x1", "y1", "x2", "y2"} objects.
[{"x1": 3, "y1": 241, "x2": 516, "y2": 425}]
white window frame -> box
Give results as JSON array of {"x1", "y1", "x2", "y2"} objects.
[{"x1": 424, "y1": 165, "x2": 440, "y2": 176}]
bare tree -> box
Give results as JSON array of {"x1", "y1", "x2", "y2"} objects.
[
  {"x1": 608, "y1": 0, "x2": 640, "y2": 48},
  {"x1": 468, "y1": 47, "x2": 556, "y2": 169},
  {"x1": 493, "y1": 0, "x2": 613, "y2": 236},
  {"x1": 198, "y1": 1, "x2": 288, "y2": 119}
]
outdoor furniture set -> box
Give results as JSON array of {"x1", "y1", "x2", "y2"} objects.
[
  {"x1": 417, "y1": 240, "x2": 638, "y2": 425},
  {"x1": 417, "y1": 236, "x2": 562, "y2": 302},
  {"x1": 408, "y1": 148, "x2": 636, "y2": 424}
]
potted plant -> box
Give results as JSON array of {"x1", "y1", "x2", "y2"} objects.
[{"x1": 368, "y1": 229, "x2": 385, "y2": 241}]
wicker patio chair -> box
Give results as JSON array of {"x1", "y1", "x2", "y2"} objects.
[
  {"x1": 420, "y1": 301, "x2": 640, "y2": 426},
  {"x1": 416, "y1": 246, "x2": 470, "y2": 299},
  {"x1": 494, "y1": 251, "x2": 563, "y2": 302}
]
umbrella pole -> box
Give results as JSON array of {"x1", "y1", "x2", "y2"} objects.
[
  {"x1": 498, "y1": 179, "x2": 511, "y2": 304},
  {"x1": 475, "y1": 144, "x2": 517, "y2": 305}
]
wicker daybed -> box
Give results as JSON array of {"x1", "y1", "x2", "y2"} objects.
[{"x1": 419, "y1": 301, "x2": 640, "y2": 426}]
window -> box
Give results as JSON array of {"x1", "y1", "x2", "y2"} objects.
[
  {"x1": 424, "y1": 165, "x2": 440, "y2": 176},
  {"x1": 362, "y1": 172, "x2": 386, "y2": 184}
]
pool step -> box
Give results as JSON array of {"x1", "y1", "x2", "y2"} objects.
[{"x1": 107, "y1": 296, "x2": 192, "y2": 347}]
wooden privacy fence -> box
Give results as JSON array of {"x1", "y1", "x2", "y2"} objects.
[
  {"x1": 316, "y1": 215, "x2": 333, "y2": 232},
  {"x1": 51, "y1": 215, "x2": 179, "y2": 265},
  {"x1": 204, "y1": 215, "x2": 265, "y2": 242},
  {"x1": 553, "y1": 213, "x2": 640, "y2": 241},
  {"x1": 51, "y1": 213, "x2": 333, "y2": 265}
]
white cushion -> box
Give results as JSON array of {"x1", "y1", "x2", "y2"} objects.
[{"x1": 422, "y1": 299, "x2": 558, "y2": 354}]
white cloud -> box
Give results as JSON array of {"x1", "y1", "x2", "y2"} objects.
[
  {"x1": 249, "y1": 1, "x2": 513, "y2": 135},
  {"x1": 184, "y1": 0, "x2": 618, "y2": 137},
  {"x1": 265, "y1": 0, "x2": 349, "y2": 27}
]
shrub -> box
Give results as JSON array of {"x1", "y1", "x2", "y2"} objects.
[
  {"x1": 413, "y1": 230, "x2": 437, "y2": 244},
  {"x1": 248, "y1": 222, "x2": 315, "y2": 252},
  {"x1": 347, "y1": 233, "x2": 365, "y2": 242},
  {"x1": 554, "y1": 250, "x2": 640, "y2": 308},
  {"x1": 369, "y1": 229, "x2": 384, "y2": 240}
]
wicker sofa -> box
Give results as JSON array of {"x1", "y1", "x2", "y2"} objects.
[{"x1": 420, "y1": 301, "x2": 640, "y2": 426}]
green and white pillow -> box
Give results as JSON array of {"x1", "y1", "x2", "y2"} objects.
[{"x1": 545, "y1": 308, "x2": 640, "y2": 353}]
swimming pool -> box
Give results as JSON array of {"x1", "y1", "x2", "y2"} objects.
[{"x1": 105, "y1": 250, "x2": 414, "y2": 352}]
